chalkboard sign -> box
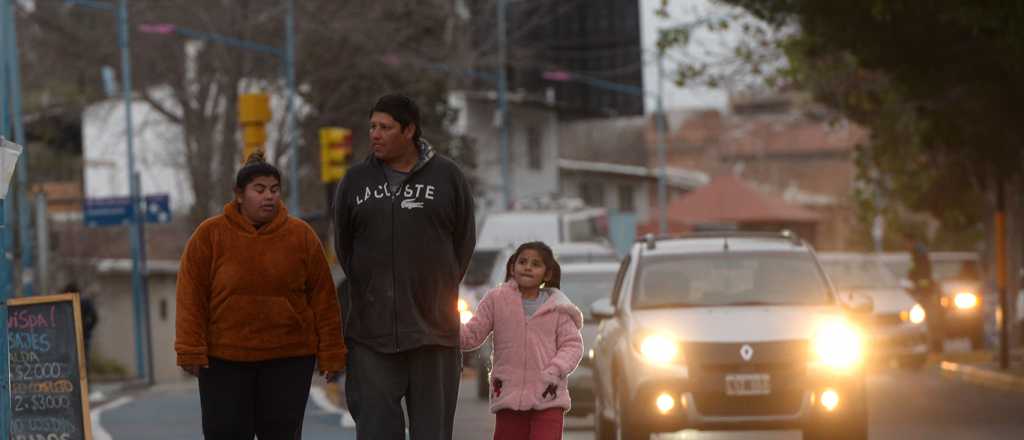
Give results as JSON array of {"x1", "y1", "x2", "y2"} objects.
[{"x1": 7, "y1": 293, "x2": 93, "y2": 440}]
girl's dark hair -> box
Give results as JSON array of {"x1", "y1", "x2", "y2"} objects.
[
  {"x1": 504, "y1": 241, "x2": 561, "y2": 289},
  {"x1": 370, "y1": 94, "x2": 422, "y2": 144},
  {"x1": 235, "y1": 151, "x2": 281, "y2": 191}
]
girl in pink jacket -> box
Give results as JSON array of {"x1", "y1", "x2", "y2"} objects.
[{"x1": 461, "y1": 241, "x2": 585, "y2": 440}]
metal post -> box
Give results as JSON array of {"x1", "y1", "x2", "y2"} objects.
[
  {"x1": 118, "y1": 0, "x2": 148, "y2": 380},
  {"x1": 134, "y1": 172, "x2": 154, "y2": 384},
  {"x1": 496, "y1": 0, "x2": 511, "y2": 209},
  {"x1": 0, "y1": 0, "x2": 12, "y2": 302},
  {"x1": 34, "y1": 191, "x2": 47, "y2": 295},
  {"x1": 0, "y1": 199, "x2": 8, "y2": 437},
  {"x1": 996, "y1": 180, "x2": 1009, "y2": 370},
  {"x1": 655, "y1": 50, "x2": 668, "y2": 235},
  {"x1": 285, "y1": 0, "x2": 299, "y2": 216},
  {"x1": 2, "y1": 0, "x2": 33, "y2": 295},
  {"x1": 0, "y1": 2, "x2": 10, "y2": 427}
]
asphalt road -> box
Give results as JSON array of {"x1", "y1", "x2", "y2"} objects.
[{"x1": 91, "y1": 366, "x2": 1023, "y2": 439}]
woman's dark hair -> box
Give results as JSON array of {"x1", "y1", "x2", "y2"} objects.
[
  {"x1": 235, "y1": 151, "x2": 281, "y2": 191},
  {"x1": 369, "y1": 94, "x2": 422, "y2": 144},
  {"x1": 504, "y1": 241, "x2": 561, "y2": 289}
]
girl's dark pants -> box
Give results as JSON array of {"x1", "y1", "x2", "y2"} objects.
[
  {"x1": 345, "y1": 342, "x2": 462, "y2": 440},
  {"x1": 198, "y1": 355, "x2": 315, "y2": 440}
]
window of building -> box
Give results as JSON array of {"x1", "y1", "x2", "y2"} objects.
[
  {"x1": 618, "y1": 184, "x2": 635, "y2": 212},
  {"x1": 580, "y1": 181, "x2": 606, "y2": 207},
  {"x1": 526, "y1": 126, "x2": 542, "y2": 170}
]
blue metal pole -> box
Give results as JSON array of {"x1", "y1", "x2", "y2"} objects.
[
  {"x1": 118, "y1": 0, "x2": 147, "y2": 381},
  {"x1": 655, "y1": 50, "x2": 668, "y2": 235},
  {"x1": 3, "y1": 0, "x2": 33, "y2": 295},
  {"x1": 0, "y1": 200, "x2": 8, "y2": 438},
  {"x1": 496, "y1": 0, "x2": 511, "y2": 209},
  {"x1": 0, "y1": 0, "x2": 12, "y2": 303},
  {"x1": 285, "y1": 0, "x2": 299, "y2": 215},
  {"x1": 0, "y1": 3, "x2": 11, "y2": 431}
]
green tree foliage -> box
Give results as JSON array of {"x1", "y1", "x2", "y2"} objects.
[{"x1": 660, "y1": 0, "x2": 1024, "y2": 247}]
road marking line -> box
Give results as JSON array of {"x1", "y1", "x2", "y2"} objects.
[
  {"x1": 940, "y1": 361, "x2": 1024, "y2": 392},
  {"x1": 309, "y1": 386, "x2": 356, "y2": 428},
  {"x1": 90, "y1": 396, "x2": 134, "y2": 440}
]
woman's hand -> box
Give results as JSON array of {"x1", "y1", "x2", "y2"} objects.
[{"x1": 181, "y1": 364, "x2": 208, "y2": 377}]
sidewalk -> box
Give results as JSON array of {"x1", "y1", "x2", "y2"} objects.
[
  {"x1": 87, "y1": 378, "x2": 152, "y2": 408},
  {"x1": 937, "y1": 347, "x2": 1024, "y2": 392}
]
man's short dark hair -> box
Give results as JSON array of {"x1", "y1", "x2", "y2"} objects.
[{"x1": 370, "y1": 94, "x2": 422, "y2": 144}]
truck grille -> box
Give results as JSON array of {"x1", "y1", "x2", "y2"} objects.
[
  {"x1": 685, "y1": 341, "x2": 807, "y2": 416},
  {"x1": 692, "y1": 391, "x2": 804, "y2": 416}
]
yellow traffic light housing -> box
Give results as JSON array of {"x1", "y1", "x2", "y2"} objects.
[
  {"x1": 320, "y1": 127, "x2": 353, "y2": 183},
  {"x1": 239, "y1": 93, "x2": 271, "y2": 161}
]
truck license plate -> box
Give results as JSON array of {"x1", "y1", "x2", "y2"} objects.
[{"x1": 725, "y1": 373, "x2": 771, "y2": 396}]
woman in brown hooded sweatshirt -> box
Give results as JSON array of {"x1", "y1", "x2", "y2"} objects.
[{"x1": 175, "y1": 152, "x2": 346, "y2": 439}]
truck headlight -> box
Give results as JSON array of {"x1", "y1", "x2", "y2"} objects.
[
  {"x1": 954, "y1": 292, "x2": 978, "y2": 310},
  {"x1": 637, "y1": 333, "x2": 681, "y2": 366},
  {"x1": 900, "y1": 304, "x2": 926, "y2": 324},
  {"x1": 811, "y1": 318, "x2": 864, "y2": 372},
  {"x1": 458, "y1": 299, "x2": 473, "y2": 324}
]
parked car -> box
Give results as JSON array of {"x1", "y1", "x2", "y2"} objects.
[
  {"x1": 557, "y1": 261, "x2": 621, "y2": 416},
  {"x1": 818, "y1": 253, "x2": 929, "y2": 369},
  {"x1": 877, "y1": 252, "x2": 986, "y2": 348},
  {"x1": 591, "y1": 232, "x2": 871, "y2": 440}
]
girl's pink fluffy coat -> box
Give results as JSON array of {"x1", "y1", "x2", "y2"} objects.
[{"x1": 461, "y1": 281, "x2": 584, "y2": 413}]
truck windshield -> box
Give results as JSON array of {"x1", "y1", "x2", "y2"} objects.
[{"x1": 634, "y1": 252, "x2": 832, "y2": 309}]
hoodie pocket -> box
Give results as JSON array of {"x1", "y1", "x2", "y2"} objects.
[{"x1": 212, "y1": 296, "x2": 306, "y2": 350}]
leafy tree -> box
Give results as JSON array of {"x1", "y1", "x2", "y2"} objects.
[
  {"x1": 17, "y1": 0, "x2": 469, "y2": 225},
  {"x1": 659, "y1": 0, "x2": 1023, "y2": 343}
]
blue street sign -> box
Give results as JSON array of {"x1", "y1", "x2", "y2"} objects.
[{"x1": 84, "y1": 194, "x2": 171, "y2": 227}]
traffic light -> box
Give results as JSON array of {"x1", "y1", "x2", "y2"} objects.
[
  {"x1": 238, "y1": 93, "x2": 271, "y2": 161},
  {"x1": 320, "y1": 127, "x2": 353, "y2": 182}
]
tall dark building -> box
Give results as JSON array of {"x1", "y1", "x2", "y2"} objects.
[{"x1": 468, "y1": 1, "x2": 645, "y2": 119}]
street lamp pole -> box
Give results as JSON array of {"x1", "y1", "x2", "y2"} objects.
[
  {"x1": 285, "y1": 0, "x2": 299, "y2": 216},
  {"x1": 2, "y1": 0, "x2": 33, "y2": 296},
  {"x1": 496, "y1": 0, "x2": 511, "y2": 210},
  {"x1": 0, "y1": 3, "x2": 10, "y2": 431},
  {"x1": 655, "y1": 49, "x2": 668, "y2": 235},
  {"x1": 117, "y1": 0, "x2": 152, "y2": 384}
]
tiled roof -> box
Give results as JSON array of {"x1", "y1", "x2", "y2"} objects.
[{"x1": 666, "y1": 174, "x2": 820, "y2": 224}]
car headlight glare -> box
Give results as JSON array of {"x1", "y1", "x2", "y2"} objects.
[
  {"x1": 638, "y1": 334, "x2": 680, "y2": 366},
  {"x1": 811, "y1": 318, "x2": 864, "y2": 372},
  {"x1": 954, "y1": 292, "x2": 978, "y2": 309},
  {"x1": 901, "y1": 303, "x2": 926, "y2": 324},
  {"x1": 457, "y1": 298, "x2": 469, "y2": 312}
]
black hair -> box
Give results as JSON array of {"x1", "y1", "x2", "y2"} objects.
[
  {"x1": 504, "y1": 241, "x2": 561, "y2": 289},
  {"x1": 235, "y1": 151, "x2": 281, "y2": 191},
  {"x1": 62, "y1": 283, "x2": 79, "y2": 293},
  {"x1": 369, "y1": 94, "x2": 422, "y2": 144}
]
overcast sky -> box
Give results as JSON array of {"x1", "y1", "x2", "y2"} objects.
[{"x1": 639, "y1": 0, "x2": 775, "y2": 113}]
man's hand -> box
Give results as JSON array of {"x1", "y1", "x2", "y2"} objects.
[
  {"x1": 320, "y1": 370, "x2": 342, "y2": 383},
  {"x1": 181, "y1": 364, "x2": 207, "y2": 377}
]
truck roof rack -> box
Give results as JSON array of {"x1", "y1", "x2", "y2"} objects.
[{"x1": 637, "y1": 230, "x2": 803, "y2": 250}]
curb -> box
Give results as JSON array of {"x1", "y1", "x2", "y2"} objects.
[{"x1": 939, "y1": 361, "x2": 1024, "y2": 393}]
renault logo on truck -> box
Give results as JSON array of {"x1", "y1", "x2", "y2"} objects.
[{"x1": 740, "y1": 344, "x2": 754, "y2": 362}]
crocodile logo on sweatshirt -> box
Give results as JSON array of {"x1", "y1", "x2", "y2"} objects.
[{"x1": 401, "y1": 198, "x2": 424, "y2": 210}]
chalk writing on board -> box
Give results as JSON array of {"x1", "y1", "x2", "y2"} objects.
[{"x1": 7, "y1": 294, "x2": 89, "y2": 440}]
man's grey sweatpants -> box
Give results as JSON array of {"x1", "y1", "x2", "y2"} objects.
[{"x1": 345, "y1": 342, "x2": 462, "y2": 440}]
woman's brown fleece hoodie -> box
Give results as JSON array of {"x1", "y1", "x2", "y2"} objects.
[{"x1": 175, "y1": 201, "x2": 346, "y2": 371}]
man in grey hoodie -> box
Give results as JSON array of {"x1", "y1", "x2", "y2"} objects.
[{"x1": 333, "y1": 94, "x2": 476, "y2": 440}]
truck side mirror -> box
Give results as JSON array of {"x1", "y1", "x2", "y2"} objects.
[{"x1": 591, "y1": 297, "x2": 615, "y2": 320}]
